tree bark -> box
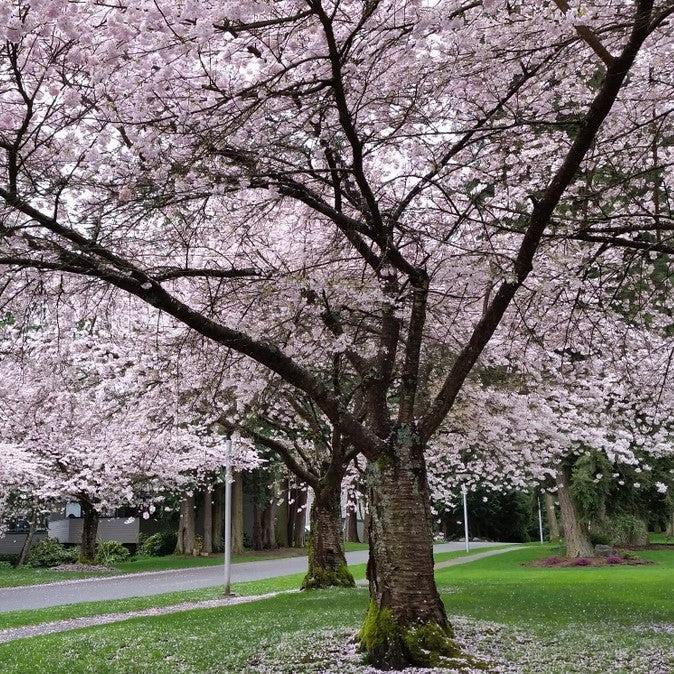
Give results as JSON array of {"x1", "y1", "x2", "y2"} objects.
[
  {"x1": 276, "y1": 479, "x2": 289, "y2": 548},
  {"x1": 212, "y1": 485, "x2": 224, "y2": 552},
  {"x1": 17, "y1": 513, "x2": 37, "y2": 566},
  {"x1": 262, "y1": 500, "x2": 277, "y2": 549},
  {"x1": 362, "y1": 433, "x2": 457, "y2": 669},
  {"x1": 544, "y1": 492, "x2": 561, "y2": 540},
  {"x1": 556, "y1": 470, "x2": 593, "y2": 558},
  {"x1": 232, "y1": 472, "x2": 245, "y2": 554},
  {"x1": 302, "y1": 480, "x2": 355, "y2": 589},
  {"x1": 79, "y1": 500, "x2": 99, "y2": 564},
  {"x1": 345, "y1": 507, "x2": 360, "y2": 543},
  {"x1": 175, "y1": 494, "x2": 195, "y2": 555},
  {"x1": 666, "y1": 511, "x2": 674, "y2": 537},
  {"x1": 291, "y1": 487, "x2": 307, "y2": 548},
  {"x1": 252, "y1": 502, "x2": 264, "y2": 551},
  {"x1": 202, "y1": 488, "x2": 213, "y2": 555}
]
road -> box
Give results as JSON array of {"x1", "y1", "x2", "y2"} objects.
[{"x1": 0, "y1": 542, "x2": 507, "y2": 612}]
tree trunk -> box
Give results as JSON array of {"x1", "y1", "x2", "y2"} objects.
[
  {"x1": 212, "y1": 485, "x2": 224, "y2": 552},
  {"x1": 262, "y1": 500, "x2": 277, "y2": 549},
  {"x1": 175, "y1": 494, "x2": 195, "y2": 555},
  {"x1": 556, "y1": 470, "x2": 593, "y2": 558},
  {"x1": 665, "y1": 510, "x2": 674, "y2": 537},
  {"x1": 544, "y1": 492, "x2": 561, "y2": 540},
  {"x1": 252, "y1": 502, "x2": 264, "y2": 551},
  {"x1": 345, "y1": 507, "x2": 360, "y2": 543},
  {"x1": 202, "y1": 489, "x2": 213, "y2": 555},
  {"x1": 276, "y1": 479, "x2": 289, "y2": 548},
  {"x1": 291, "y1": 487, "x2": 307, "y2": 547},
  {"x1": 232, "y1": 472, "x2": 245, "y2": 554},
  {"x1": 17, "y1": 514, "x2": 37, "y2": 566},
  {"x1": 79, "y1": 500, "x2": 99, "y2": 564},
  {"x1": 302, "y1": 480, "x2": 355, "y2": 589},
  {"x1": 362, "y1": 434, "x2": 457, "y2": 670}
]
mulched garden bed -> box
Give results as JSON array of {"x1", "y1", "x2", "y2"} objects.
[{"x1": 529, "y1": 554, "x2": 651, "y2": 568}]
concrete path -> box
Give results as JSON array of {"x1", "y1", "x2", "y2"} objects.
[{"x1": 0, "y1": 542, "x2": 511, "y2": 613}]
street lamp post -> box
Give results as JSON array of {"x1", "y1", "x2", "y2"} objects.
[
  {"x1": 461, "y1": 485, "x2": 470, "y2": 553},
  {"x1": 224, "y1": 437, "x2": 232, "y2": 596}
]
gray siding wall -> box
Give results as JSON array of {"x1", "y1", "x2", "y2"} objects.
[
  {"x1": 48, "y1": 518, "x2": 140, "y2": 544},
  {"x1": 0, "y1": 531, "x2": 47, "y2": 556}
]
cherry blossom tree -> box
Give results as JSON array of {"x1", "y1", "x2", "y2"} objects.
[{"x1": 1, "y1": 0, "x2": 673, "y2": 666}]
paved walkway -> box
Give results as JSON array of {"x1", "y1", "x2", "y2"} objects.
[
  {"x1": 0, "y1": 542, "x2": 510, "y2": 612},
  {"x1": 0, "y1": 545, "x2": 521, "y2": 644}
]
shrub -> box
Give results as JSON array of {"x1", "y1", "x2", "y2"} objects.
[
  {"x1": 541, "y1": 556, "x2": 563, "y2": 566},
  {"x1": 573, "y1": 557, "x2": 591, "y2": 566},
  {"x1": 95, "y1": 540, "x2": 130, "y2": 565},
  {"x1": 27, "y1": 539, "x2": 79, "y2": 567},
  {"x1": 609, "y1": 515, "x2": 648, "y2": 546},
  {"x1": 606, "y1": 555, "x2": 623, "y2": 565},
  {"x1": 137, "y1": 531, "x2": 177, "y2": 557}
]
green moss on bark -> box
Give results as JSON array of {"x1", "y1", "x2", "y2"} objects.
[
  {"x1": 359, "y1": 600, "x2": 487, "y2": 670},
  {"x1": 301, "y1": 563, "x2": 355, "y2": 590}
]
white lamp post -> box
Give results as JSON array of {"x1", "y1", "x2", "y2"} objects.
[
  {"x1": 461, "y1": 485, "x2": 470, "y2": 553},
  {"x1": 223, "y1": 436, "x2": 233, "y2": 596}
]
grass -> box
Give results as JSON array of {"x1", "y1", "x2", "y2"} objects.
[
  {"x1": 0, "y1": 544, "x2": 671, "y2": 673},
  {"x1": 650, "y1": 532, "x2": 674, "y2": 544},
  {"x1": 0, "y1": 546, "x2": 510, "y2": 630}
]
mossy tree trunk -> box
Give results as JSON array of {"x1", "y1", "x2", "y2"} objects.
[
  {"x1": 362, "y1": 431, "x2": 457, "y2": 670},
  {"x1": 302, "y1": 479, "x2": 355, "y2": 589},
  {"x1": 544, "y1": 492, "x2": 561, "y2": 540},
  {"x1": 212, "y1": 486, "x2": 224, "y2": 553},
  {"x1": 79, "y1": 499, "x2": 99, "y2": 563},
  {"x1": 556, "y1": 469, "x2": 593, "y2": 558}
]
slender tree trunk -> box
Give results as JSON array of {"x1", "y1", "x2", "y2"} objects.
[
  {"x1": 303, "y1": 480, "x2": 355, "y2": 589},
  {"x1": 202, "y1": 489, "x2": 213, "y2": 555},
  {"x1": 291, "y1": 488, "x2": 307, "y2": 547},
  {"x1": 232, "y1": 472, "x2": 245, "y2": 554},
  {"x1": 175, "y1": 495, "x2": 195, "y2": 555},
  {"x1": 276, "y1": 479, "x2": 289, "y2": 548},
  {"x1": 17, "y1": 513, "x2": 37, "y2": 566},
  {"x1": 252, "y1": 502, "x2": 264, "y2": 551},
  {"x1": 79, "y1": 500, "x2": 99, "y2": 564},
  {"x1": 212, "y1": 486, "x2": 224, "y2": 552},
  {"x1": 666, "y1": 511, "x2": 674, "y2": 537},
  {"x1": 556, "y1": 470, "x2": 593, "y2": 558},
  {"x1": 544, "y1": 493, "x2": 561, "y2": 540},
  {"x1": 345, "y1": 508, "x2": 360, "y2": 543},
  {"x1": 362, "y1": 434, "x2": 457, "y2": 669},
  {"x1": 262, "y1": 499, "x2": 277, "y2": 549}
]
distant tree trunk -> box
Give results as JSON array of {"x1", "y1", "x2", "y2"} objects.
[
  {"x1": 252, "y1": 502, "x2": 264, "y2": 551},
  {"x1": 212, "y1": 486, "x2": 224, "y2": 552},
  {"x1": 666, "y1": 511, "x2": 674, "y2": 537},
  {"x1": 291, "y1": 487, "x2": 307, "y2": 547},
  {"x1": 363, "y1": 438, "x2": 453, "y2": 670},
  {"x1": 345, "y1": 508, "x2": 360, "y2": 543},
  {"x1": 276, "y1": 479, "x2": 289, "y2": 548},
  {"x1": 79, "y1": 500, "x2": 99, "y2": 563},
  {"x1": 17, "y1": 513, "x2": 38, "y2": 566},
  {"x1": 302, "y1": 479, "x2": 354, "y2": 589},
  {"x1": 175, "y1": 494, "x2": 195, "y2": 555},
  {"x1": 262, "y1": 500, "x2": 277, "y2": 549},
  {"x1": 544, "y1": 493, "x2": 561, "y2": 540},
  {"x1": 202, "y1": 489, "x2": 213, "y2": 555},
  {"x1": 556, "y1": 470, "x2": 593, "y2": 558},
  {"x1": 232, "y1": 472, "x2": 244, "y2": 554}
]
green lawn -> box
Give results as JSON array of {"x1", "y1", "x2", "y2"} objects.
[
  {"x1": 0, "y1": 545, "x2": 671, "y2": 673},
  {"x1": 650, "y1": 532, "x2": 674, "y2": 544}
]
